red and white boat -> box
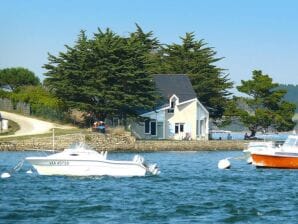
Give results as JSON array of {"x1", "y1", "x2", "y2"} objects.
[{"x1": 251, "y1": 135, "x2": 298, "y2": 169}]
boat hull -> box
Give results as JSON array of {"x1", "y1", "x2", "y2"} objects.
[
  {"x1": 252, "y1": 153, "x2": 298, "y2": 169},
  {"x1": 26, "y1": 158, "x2": 147, "y2": 177}
]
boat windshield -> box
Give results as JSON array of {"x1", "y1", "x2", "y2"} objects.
[
  {"x1": 68, "y1": 142, "x2": 94, "y2": 150},
  {"x1": 284, "y1": 137, "x2": 298, "y2": 147}
]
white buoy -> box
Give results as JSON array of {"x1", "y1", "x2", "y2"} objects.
[
  {"x1": 218, "y1": 158, "x2": 231, "y2": 169},
  {"x1": 1, "y1": 172, "x2": 11, "y2": 179},
  {"x1": 26, "y1": 169, "x2": 33, "y2": 174}
]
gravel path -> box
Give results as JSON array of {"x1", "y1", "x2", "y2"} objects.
[{"x1": 0, "y1": 111, "x2": 74, "y2": 138}]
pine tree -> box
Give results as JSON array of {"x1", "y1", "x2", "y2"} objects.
[
  {"x1": 237, "y1": 70, "x2": 296, "y2": 136},
  {"x1": 155, "y1": 32, "x2": 233, "y2": 121},
  {"x1": 44, "y1": 27, "x2": 158, "y2": 122},
  {"x1": 44, "y1": 30, "x2": 94, "y2": 112}
]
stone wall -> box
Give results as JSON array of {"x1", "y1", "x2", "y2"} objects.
[
  {"x1": 3, "y1": 133, "x2": 133, "y2": 151},
  {"x1": 134, "y1": 140, "x2": 245, "y2": 151},
  {"x1": 0, "y1": 132, "x2": 246, "y2": 151}
]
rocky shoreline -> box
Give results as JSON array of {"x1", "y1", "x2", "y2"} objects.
[{"x1": 0, "y1": 133, "x2": 247, "y2": 152}]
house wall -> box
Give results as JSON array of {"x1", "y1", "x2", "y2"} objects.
[
  {"x1": 130, "y1": 110, "x2": 165, "y2": 139},
  {"x1": 130, "y1": 122, "x2": 159, "y2": 139},
  {"x1": 131, "y1": 99, "x2": 209, "y2": 141},
  {"x1": 196, "y1": 102, "x2": 209, "y2": 140},
  {"x1": 164, "y1": 109, "x2": 174, "y2": 139},
  {"x1": 167, "y1": 100, "x2": 197, "y2": 140}
]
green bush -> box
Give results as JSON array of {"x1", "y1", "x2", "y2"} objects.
[{"x1": 2, "y1": 86, "x2": 69, "y2": 122}]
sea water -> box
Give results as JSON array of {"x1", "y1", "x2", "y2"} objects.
[{"x1": 1, "y1": 150, "x2": 298, "y2": 223}]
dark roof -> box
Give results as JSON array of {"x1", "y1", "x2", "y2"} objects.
[{"x1": 154, "y1": 74, "x2": 197, "y2": 103}]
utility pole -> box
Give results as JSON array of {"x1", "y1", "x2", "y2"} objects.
[
  {"x1": 0, "y1": 113, "x2": 2, "y2": 133},
  {"x1": 52, "y1": 128, "x2": 55, "y2": 150}
]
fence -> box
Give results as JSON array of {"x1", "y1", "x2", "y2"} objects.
[
  {"x1": 0, "y1": 98, "x2": 30, "y2": 116},
  {"x1": 0, "y1": 98, "x2": 66, "y2": 122}
]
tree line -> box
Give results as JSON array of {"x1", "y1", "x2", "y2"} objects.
[
  {"x1": 0, "y1": 24, "x2": 296, "y2": 135},
  {"x1": 0, "y1": 67, "x2": 65, "y2": 121},
  {"x1": 43, "y1": 25, "x2": 233, "y2": 123}
]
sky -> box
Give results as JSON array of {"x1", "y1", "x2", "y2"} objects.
[{"x1": 1, "y1": 0, "x2": 298, "y2": 90}]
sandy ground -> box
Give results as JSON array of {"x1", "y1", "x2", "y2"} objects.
[{"x1": 0, "y1": 111, "x2": 74, "y2": 138}]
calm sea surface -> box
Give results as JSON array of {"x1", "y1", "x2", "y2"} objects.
[{"x1": 1, "y1": 150, "x2": 298, "y2": 224}]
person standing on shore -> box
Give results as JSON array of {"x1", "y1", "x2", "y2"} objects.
[
  {"x1": 244, "y1": 133, "x2": 249, "y2": 140},
  {"x1": 227, "y1": 133, "x2": 232, "y2": 140}
]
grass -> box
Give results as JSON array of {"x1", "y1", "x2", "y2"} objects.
[
  {"x1": 0, "y1": 109, "x2": 71, "y2": 125},
  {"x1": 0, "y1": 127, "x2": 83, "y2": 141},
  {"x1": 108, "y1": 126, "x2": 127, "y2": 136},
  {"x1": 0, "y1": 125, "x2": 130, "y2": 142}
]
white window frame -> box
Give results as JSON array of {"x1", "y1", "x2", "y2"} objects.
[{"x1": 175, "y1": 123, "x2": 185, "y2": 134}]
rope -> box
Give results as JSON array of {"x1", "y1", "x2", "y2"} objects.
[
  {"x1": 8, "y1": 159, "x2": 25, "y2": 174},
  {"x1": 231, "y1": 155, "x2": 247, "y2": 160}
]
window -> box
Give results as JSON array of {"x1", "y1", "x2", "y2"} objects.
[
  {"x1": 175, "y1": 123, "x2": 184, "y2": 134},
  {"x1": 144, "y1": 120, "x2": 157, "y2": 136},
  {"x1": 171, "y1": 101, "x2": 175, "y2": 108},
  {"x1": 180, "y1": 124, "x2": 184, "y2": 132},
  {"x1": 168, "y1": 96, "x2": 177, "y2": 114},
  {"x1": 167, "y1": 108, "x2": 174, "y2": 113},
  {"x1": 175, "y1": 124, "x2": 179, "y2": 134},
  {"x1": 144, "y1": 120, "x2": 150, "y2": 134},
  {"x1": 150, "y1": 121, "x2": 156, "y2": 135}
]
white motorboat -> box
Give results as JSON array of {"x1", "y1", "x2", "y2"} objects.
[
  {"x1": 243, "y1": 141, "x2": 275, "y2": 156},
  {"x1": 25, "y1": 142, "x2": 159, "y2": 177},
  {"x1": 243, "y1": 141, "x2": 276, "y2": 164}
]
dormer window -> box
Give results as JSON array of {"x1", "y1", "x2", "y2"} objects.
[
  {"x1": 167, "y1": 108, "x2": 174, "y2": 113},
  {"x1": 168, "y1": 95, "x2": 179, "y2": 114},
  {"x1": 167, "y1": 101, "x2": 175, "y2": 113},
  {"x1": 171, "y1": 101, "x2": 175, "y2": 108}
]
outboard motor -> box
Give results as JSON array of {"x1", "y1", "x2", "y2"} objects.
[
  {"x1": 147, "y1": 163, "x2": 160, "y2": 175},
  {"x1": 133, "y1": 155, "x2": 160, "y2": 175}
]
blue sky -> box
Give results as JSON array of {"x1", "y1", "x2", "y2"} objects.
[{"x1": 1, "y1": 0, "x2": 298, "y2": 88}]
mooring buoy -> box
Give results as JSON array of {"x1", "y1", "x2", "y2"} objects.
[
  {"x1": 218, "y1": 158, "x2": 231, "y2": 169},
  {"x1": 1, "y1": 172, "x2": 11, "y2": 179}
]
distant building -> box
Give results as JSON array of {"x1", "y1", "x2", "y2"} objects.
[{"x1": 131, "y1": 74, "x2": 209, "y2": 140}]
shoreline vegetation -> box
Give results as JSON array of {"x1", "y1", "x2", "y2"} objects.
[{"x1": 1, "y1": 27, "x2": 297, "y2": 143}]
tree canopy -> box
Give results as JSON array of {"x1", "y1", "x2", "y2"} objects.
[
  {"x1": 237, "y1": 70, "x2": 296, "y2": 136},
  {"x1": 44, "y1": 27, "x2": 158, "y2": 121},
  {"x1": 0, "y1": 67, "x2": 40, "y2": 91}
]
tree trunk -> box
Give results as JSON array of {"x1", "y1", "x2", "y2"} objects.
[{"x1": 250, "y1": 129, "x2": 257, "y2": 137}]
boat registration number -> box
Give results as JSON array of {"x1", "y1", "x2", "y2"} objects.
[{"x1": 49, "y1": 160, "x2": 69, "y2": 166}]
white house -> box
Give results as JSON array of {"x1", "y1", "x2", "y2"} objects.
[{"x1": 131, "y1": 74, "x2": 209, "y2": 140}]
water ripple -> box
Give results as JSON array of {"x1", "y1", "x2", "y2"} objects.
[{"x1": 1, "y1": 151, "x2": 298, "y2": 223}]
